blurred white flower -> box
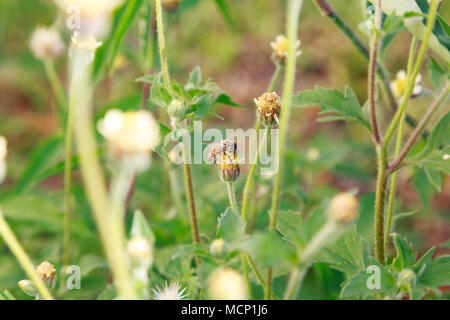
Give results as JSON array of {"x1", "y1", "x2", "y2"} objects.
[
  {"x1": 127, "y1": 236, "x2": 153, "y2": 268},
  {"x1": 390, "y1": 70, "x2": 423, "y2": 100},
  {"x1": 207, "y1": 268, "x2": 248, "y2": 300},
  {"x1": 29, "y1": 27, "x2": 65, "y2": 60},
  {"x1": 270, "y1": 34, "x2": 301, "y2": 64},
  {"x1": 0, "y1": 136, "x2": 7, "y2": 184},
  {"x1": 70, "y1": 32, "x2": 102, "y2": 63},
  {"x1": 306, "y1": 147, "x2": 320, "y2": 161},
  {"x1": 328, "y1": 192, "x2": 359, "y2": 224},
  {"x1": 152, "y1": 281, "x2": 187, "y2": 300},
  {"x1": 97, "y1": 109, "x2": 161, "y2": 172}
]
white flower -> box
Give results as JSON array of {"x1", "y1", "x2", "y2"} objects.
[
  {"x1": 306, "y1": 147, "x2": 320, "y2": 161},
  {"x1": 207, "y1": 268, "x2": 248, "y2": 300},
  {"x1": 0, "y1": 136, "x2": 7, "y2": 184},
  {"x1": 270, "y1": 34, "x2": 301, "y2": 64},
  {"x1": 127, "y1": 237, "x2": 153, "y2": 267},
  {"x1": 390, "y1": 70, "x2": 423, "y2": 100},
  {"x1": 97, "y1": 109, "x2": 160, "y2": 172},
  {"x1": 443, "y1": 154, "x2": 450, "y2": 161},
  {"x1": 328, "y1": 193, "x2": 359, "y2": 224},
  {"x1": 152, "y1": 281, "x2": 187, "y2": 300},
  {"x1": 29, "y1": 27, "x2": 65, "y2": 60},
  {"x1": 70, "y1": 32, "x2": 102, "y2": 63}
]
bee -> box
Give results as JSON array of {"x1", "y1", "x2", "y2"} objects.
[{"x1": 207, "y1": 140, "x2": 237, "y2": 164}]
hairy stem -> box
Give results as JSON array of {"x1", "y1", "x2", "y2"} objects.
[
  {"x1": 182, "y1": 145, "x2": 199, "y2": 245},
  {"x1": 266, "y1": 0, "x2": 304, "y2": 300},
  {"x1": 374, "y1": 145, "x2": 387, "y2": 263},
  {"x1": 155, "y1": 0, "x2": 171, "y2": 93},
  {"x1": 0, "y1": 208, "x2": 54, "y2": 300}
]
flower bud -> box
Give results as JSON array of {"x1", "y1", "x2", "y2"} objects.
[
  {"x1": 328, "y1": 193, "x2": 359, "y2": 224},
  {"x1": 127, "y1": 237, "x2": 153, "y2": 269},
  {"x1": 209, "y1": 238, "x2": 228, "y2": 257},
  {"x1": 36, "y1": 261, "x2": 56, "y2": 288},
  {"x1": 270, "y1": 34, "x2": 301, "y2": 64},
  {"x1": 397, "y1": 269, "x2": 416, "y2": 291},
  {"x1": 207, "y1": 268, "x2": 248, "y2": 300},
  {"x1": 208, "y1": 140, "x2": 240, "y2": 182},
  {"x1": 254, "y1": 92, "x2": 281, "y2": 126},
  {"x1": 18, "y1": 280, "x2": 39, "y2": 297},
  {"x1": 167, "y1": 99, "x2": 186, "y2": 119},
  {"x1": 29, "y1": 27, "x2": 65, "y2": 60}
]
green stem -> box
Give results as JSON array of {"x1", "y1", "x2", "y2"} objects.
[
  {"x1": 182, "y1": 145, "x2": 199, "y2": 245},
  {"x1": 266, "y1": 0, "x2": 304, "y2": 300},
  {"x1": 227, "y1": 182, "x2": 238, "y2": 213},
  {"x1": 242, "y1": 126, "x2": 271, "y2": 222},
  {"x1": 383, "y1": 0, "x2": 439, "y2": 149},
  {"x1": 374, "y1": 145, "x2": 387, "y2": 263},
  {"x1": 43, "y1": 58, "x2": 67, "y2": 122},
  {"x1": 267, "y1": 63, "x2": 283, "y2": 92},
  {"x1": 155, "y1": 0, "x2": 171, "y2": 93},
  {"x1": 0, "y1": 208, "x2": 54, "y2": 300}
]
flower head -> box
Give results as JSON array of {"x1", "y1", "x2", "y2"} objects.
[
  {"x1": 152, "y1": 281, "x2": 188, "y2": 300},
  {"x1": 207, "y1": 268, "x2": 248, "y2": 300},
  {"x1": 29, "y1": 27, "x2": 65, "y2": 60},
  {"x1": 390, "y1": 70, "x2": 423, "y2": 100},
  {"x1": 208, "y1": 140, "x2": 240, "y2": 182},
  {"x1": 36, "y1": 261, "x2": 56, "y2": 288},
  {"x1": 127, "y1": 236, "x2": 153, "y2": 268},
  {"x1": 254, "y1": 92, "x2": 281, "y2": 126},
  {"x1": 270, "y1": 34, "x2": 301, "y2": 64},
  {"x1": 328, "y1": 193, "x2": 359, "y2": 224},
  {"x1": 0, "y1": 135, "x2": 7, "y2": 184},
  {"x1": 97, "y1": 109, "x2": 161, "y2": 172}
]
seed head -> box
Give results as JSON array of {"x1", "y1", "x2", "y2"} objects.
[
  {"x1": 207, "y1": 268, "x2": 248, "y2": 300},
  {"x1": 127, "y1": 237, "x2": 153, "y2": 268},
  {"x1": 208, "y1": 140, "x2": 240, "y2": 182},
  {"x1": 36, "y1": 261, "x2": 56, "y2": 288},
  {"x1": 29, "y1": 27, "x2": 65, "y2": 60},
  {"x1": 390, "y1": 70, "x2": 423, "y2": 100},
  {"x1": 152, "y1": 281, "x2": 187, "y2": 300},
  {"x1": 328, "y1": 193, "x2": 359, "y2": 224},
  {"x1": 167, "y1": 99, "x2": 186, "y2": 119},
  {"x1": 270, "y1": 34, "x2": 301, "y2": 64},
  {"x1": 254, "y1": 92, "x2": 281, "y2": 126}
]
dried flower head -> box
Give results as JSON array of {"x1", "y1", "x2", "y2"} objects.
[
  {"x1": 127, "y1": 236, "x2": 153, "y2": 268},
  {"x1": 328, "y1": 193, "x2": 359, "y2": 224},
  {"x1": 207, "y1": 268, "x2": 248, "y2": 300},
  {"x1": 152, "y1": 281, "x2": 187, "y2": 300},
  {"x1": 36, "y1": 261, "x2": 56, "y2": 288},
  {"x1": 208, "y1": 140, "x2": 240, "y2": 182},
  {"x1": 254, "y1": 92, "x2": 281, "y2": 126},
  {"x1": 270, "y1": 34, "x2": 301, "y2": 64},
  {"x1": 390, "y1": 70, "x2": 423, "y2": 100},
  {"x1": 97, "y1": 109, "x2": 161, "y2": 172},
  {"x1": 29, "y1": 27, "x2": 65, "y2": 60},
  {"x1": 0, "y1": 135, "x2": 7, "y2": 185}
]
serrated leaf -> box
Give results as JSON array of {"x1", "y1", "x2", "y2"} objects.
[
  {"x1": 417, "y1": 256, "x2": 450, "y2": 288},
  {"x1": 216, "y1": 207, "x2": 245, "y2": 244},
  {"x1": 427, "y1": 57, "x2": 448, "y2": 94},
  {"x1": 413, "y1": 247, "x2": 435, "y2": 277},
  {"x1": 276, "y1": 210, "x2": 303, "y2": 246},
  {"x1": 130, "y1": 209, "x2": 155, "y2": 247},
  {"x1": 392, "y1": 234, "x2": 417, "y2": 272},
  {"x1": 150, "y1": 73, "x2": 172, "y2": 108},
  {"x1": 187, "y1": 66, "x2": 202, "y2": 88},
  {"x1": 292, "y1": 86, "x2": 370, "y2": 131}
]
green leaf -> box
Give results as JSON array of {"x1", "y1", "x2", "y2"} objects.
[
  {"x1": 0, "y1": 289, "x2": 16, "y2": 300},
  {"x1": 427, "y1": 57, "x2": 448, "y2": 94},
  {"x1": 93, "y1": 0, "x2": 145, "y2": 83},
  {"x1": 216, "y1": 207, "x2": 245, "y2": 244},
  {"x1": 187, "y1": 66, "x2": 202, "y2": 88},
  {"x1": 413, "y1": 247, "x2": 435, "y2": 276},
  {"x1": 417, "y1": 256, "x2": 450, "y2": 288},
  {"x1": 130, "y1": 209, "x2": 155, "y2": 247},
  {"x1": 391, "y1": 233, "x2": 417, "y2": 272},
  {"x1": 214, "y1": 0, "x2": 235, "y2": 30},
  {"x1": 414, "y1": 0, "x2": 450, "y2": 50},
  {"x1": 424, "y1": 166, "x2": 443, "y2": 192},
  {"x1": 150, "y1": 73, "x2": 173, "y2": 108},
  {"x1": 276, "y1": 210, "x2": 303, "y2": 246},
  {"x1": 292, "y1": 86, "x2": 370, "y2": 131}
]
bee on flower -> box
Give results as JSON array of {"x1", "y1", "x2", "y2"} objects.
[
  {"x1": 29, "y1": 27, "x2": 65, "y2": 61},
  {"x1": 254, "y1": 92, "x2": 281, "y2": 126},
  {"x1": 270, "y1": 34, "x2": 301, "y2": 64},
  {"x1": 152, "y1": 281, "x2": 188, "y2": 300},
  {"x1": 208, "y1": 140, "x2": 240, "y2": 182},
  {"x1": 97, "y1": 109, "x2": 161, "y2": 173},
  {"x1": 0, "y1": 136, "x2": 7, "y2": 184},
  {"x1": 390, "y1": 70, "x2": 423, "y2": 100},
  {"x1": 207, "y1": 268, "x2": 248, "y2": 300}
]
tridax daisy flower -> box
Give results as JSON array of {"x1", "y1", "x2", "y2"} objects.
[
  {"x1": 254, "y1": 92, "x2": 281, "y2": 126},
  {"x1": 0, "y1": 135, "x2": 7, "y2": 184},
  {"x1": 152, "y1": 281, "x2": 188, "y2": 300},
  {"x1": 29, "y1": 27, "x2": 65, "y2": 60},
  {"x1": 97, "y1": 109, "x2": 161, "y2": 172},
  {"x1": 390, "y1": 70, "x2": 423, "y2": 100},
  {"x1": 270, "y1": 34, "x2": 301, "y2": 64},
  {"x1": 55, "y1": 0, "x2": 124, "y2": 38},
  {"x1": 208, "y1": 140, "x2": 240, "y2": 182},
  {"x1": 207, "y1": 268, "x2": 248, "y2": 300},
  {"x1": 36, "y1": 261, "x2": 57, "y2": 288}
]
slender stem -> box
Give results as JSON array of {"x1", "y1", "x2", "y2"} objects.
[
  {"x1": 368, "y1": 1, "x2": 382, "y2": 144},
  {"x1": 43, "y1": 58, "x2": 67, "y2": 122},
  {"x1": 383, "y1": 0, "x2": 439, "y2": 148},
  {"x1": 226, "y1": 182, "x2": 238, "y2": 213},
  {"x1": 374, "y1": 145, "x2": 387, "y2": 263},
  {"x1": 242, "y1": 126, "x2": 271, "y2": 222},
  {"x1": 284, "y1": 267, "x2": 307, "y2": 300},
  {"x1": 70, "y1": 46, "x2": 137, "y2": 299},
  {"x1": 240, "y1": 254, "x2": 252, "y2": 299},
  {"x1": 182, "y1": 145, "x2": 199, "y2": 245},
  {"x1": 388, "y1": 81, "x2": 450, "y2": 173},
  {"x1": 384, "y1": 37, "x2": 418, "y2": 249},
  {"x1": 266, "y1": 0, "x2": 304, "y2": 300},
  {"x1": 62, "y1": 78, "x2": 75, "y2": 267},
  {"x1": 0, "y1": 208, "x2": 54, "y2": 300},
  {"x1": 169, "y1": 167, "x2": 185, "y2": 216},
  {"x1": 155, "y1": 0, "x2": 171, "y2": 93},
  {"x1": 267, "y1": 63, "x2": 283, "y2": 92}
]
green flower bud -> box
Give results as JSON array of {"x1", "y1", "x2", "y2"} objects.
[
  {"x1": 167, "y1": 99, "x2": 186, "y2": 119},
  {"x1": 18, "y1": 280, "x2": 39, "y2": 297},
  {"x1": 397, "y1": 269, "x2": 416, "y2": 291}
]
